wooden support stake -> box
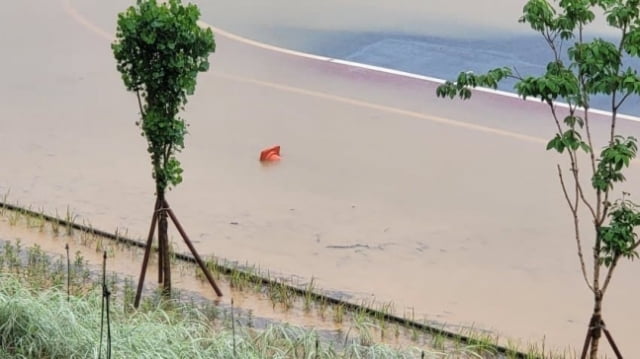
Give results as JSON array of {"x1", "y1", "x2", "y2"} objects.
[
  {"x1": 602, "y1": 321, "x2": 623, "y2": 359},
  {"x1": 134, "y1": 198, "x2": 160, "y2": 308},
  {"x1": 165, "y1": 201, "x2": 222, "y2": 297},
  {"x1": 135, "y1": 198, "x2": 222, "y2": 308}
]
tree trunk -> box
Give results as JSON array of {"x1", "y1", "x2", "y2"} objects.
[
  {"x1": 589, "y1": 292, "x2": 603, "y2": 359},
  {"x1": 157, "y1": 189, "x2": 171, "y2": 297}
]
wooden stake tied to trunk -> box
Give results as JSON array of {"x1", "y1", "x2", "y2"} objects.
[
  {"x1": 134, "y1": 197, "x2": 222, "y2": 308},
  {"x1": 580, "y1": 316, "x2": 623, "y2": 359}
]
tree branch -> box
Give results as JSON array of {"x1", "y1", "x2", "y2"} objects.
[
  {"x1": 549, "y1": 102, "x2": 564, "y2": 134},
  {"x1": 558, "y1": 165, "x2": 594, "y2": 292},
  {"x1": 576, "y1": 179, "x2": 598, "y2": 220},
  {"x1": 136, "y1": 89, "x2": 146, "y2": 118},
  {"x1": 164, "y1": 143, "x2": 173, "y2": 165},
  {"x1": 601, "y1": 256, "x2": 620, "y2": 294},
  {"x1": 509, "y1": 67, "x2": 525, "y2": 81},
  {"x1": 614, "y1": 91, "x2": 632, "y2": 111},
  {"x1": 575, "y1": 24, "x2": 602, "y2": 224},
  {"x1": 543, "y1": 28, "x2": 561, "y2": 63},
  {"x1": 610, "y1": 100, "x2": 618, "y2": 145},
  {"x1": 558, "y1": 165, "x2": 576, "y2": 212},
  {"x1": 582, "y1": 110, "x2": 597, "y2": 178},
  {"x1": 548, "y1": 104, "x2": 597, "y2": 219}
]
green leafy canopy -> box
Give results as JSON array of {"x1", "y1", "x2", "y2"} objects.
[
  {"x1": 112, "y1": 0, "x2": 215, "y2": 192},
  {"x1": 599, "y1": 196, "x2": 640, "y2": 267}
]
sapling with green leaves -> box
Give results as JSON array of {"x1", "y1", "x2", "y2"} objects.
[
  {"x1": 112, "y1": 0, "x2": 215, "y2": 297},
  {"x1": 436, "y1": 1, "x2": 640, "y2": 357}
]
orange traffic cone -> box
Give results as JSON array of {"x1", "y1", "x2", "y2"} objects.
[{"x1": 260, "y1": 145, "x2": 281, "y2": 162}]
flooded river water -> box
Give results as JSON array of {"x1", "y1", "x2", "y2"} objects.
[{"x1": 1, "y1": 0, "x2": 639, "y2": 356}]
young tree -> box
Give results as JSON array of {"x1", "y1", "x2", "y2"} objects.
[
  {"x1": 112, "y1": 0, "x2": 219, "y2": 300},
  {"x1": 437, "y1": 1, "x2": 640, "y2": 357}
]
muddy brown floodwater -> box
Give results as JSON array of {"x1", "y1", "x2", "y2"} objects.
[
  {"x1": 0, "y1": 216, "x2": 356, "y2": 340},
  {"x1": 1, "y1": 0, "x2": 639, "y2": 357}
]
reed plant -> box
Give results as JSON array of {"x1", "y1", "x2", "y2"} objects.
[{"x1": 0, "y1": 273, "x2": 433, "y2": 359}]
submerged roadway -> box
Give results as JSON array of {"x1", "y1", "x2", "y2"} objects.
[{"x1": 1, "y1": 0, "x2": 639, "y2": 355}]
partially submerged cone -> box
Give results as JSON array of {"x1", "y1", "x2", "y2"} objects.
[{"x1": 260, "y1": 145, "x2": 281, "y2": 162}]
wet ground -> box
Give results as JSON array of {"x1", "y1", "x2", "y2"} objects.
[
  {"x1": 0, "y1": 215, "x2": 346, "y2": 340},
  {"x1": 1, "y1": 0, "x2": 640, "y2": 356},
  {"x1": 0, "y1": 212, "x2": 499, "y2": 356}
]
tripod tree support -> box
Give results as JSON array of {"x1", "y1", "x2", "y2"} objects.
[
  {"x1": 134, "y1": 198, "x2": 222, "y2": 308},
  {"x1": 580, "y1": 317, "x2": 623, "y2": 359}
]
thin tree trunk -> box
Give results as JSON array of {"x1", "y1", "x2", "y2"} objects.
[
  {"x1": 157, "y1": 190, "x2": 171, "y2": 297},
  {"x1": 158, "y1": 211, "x2": 164, "y2": 285},
  {"x1": 589, "y1": 292, "x2": 603, "y2": 359}
]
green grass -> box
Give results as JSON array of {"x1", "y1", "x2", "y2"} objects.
[{"x1": 0, "y1": 273, "x2": 427, "y2": 358}]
